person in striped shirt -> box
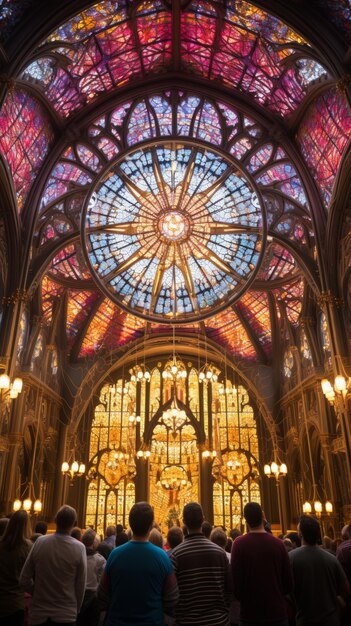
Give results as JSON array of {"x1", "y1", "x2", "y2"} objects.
[{"x1": 171, "y1": 502, "x2": 232, "y2": 626}]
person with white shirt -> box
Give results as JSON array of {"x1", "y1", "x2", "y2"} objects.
[{"x1": 20, "y1": 504, "x2": 87, "y2": 626}]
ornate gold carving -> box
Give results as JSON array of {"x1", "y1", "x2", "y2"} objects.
[
  {"x1": 318, "y1": 291, "x2": 344, "y2": 308},
  {"x1": 2, "y1": 289, "x2": 29, "y2": 306}
]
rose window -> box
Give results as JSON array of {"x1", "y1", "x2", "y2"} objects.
[{"x1": 83, "y1": 143, "x2": 266, "y2": 323}]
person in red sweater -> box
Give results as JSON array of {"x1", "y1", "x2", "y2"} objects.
[{"x1": 231, "y1": 502, "x2": 292, "y2": 626}]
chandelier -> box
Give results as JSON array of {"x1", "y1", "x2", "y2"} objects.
[
  {"x1": 198, "y1": 363, "x2": 219, "y2": 383},
  {"x1": 159, "y1": 465, "x2": 191, "y2": 491},
  {"x1": 130, "y1": 365, "x2": 151, "y2": 383},
  {"x1": 61, "y1": 460, "x2": 86, "y2": 479},
  {"x1": 162, "y1": 359, "x2": 187, "y2": 381},
  {"x1": 162, "y1": 395, "x2": 187, "y2": 434}
]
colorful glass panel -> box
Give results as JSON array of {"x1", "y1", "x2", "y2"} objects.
[
  {"x1": 19, "y1": 2, "x2": 327, "y2": 119},
  {"x1": 297, "y1": 88, "x2": 351, "y2": 206},
  {"x1": 205, "y1": 308, "x2": 256, "y2": 361},
  {"x1": 84, "y1": 143, "x2": 265, "y2": 323},
  {"x1": 0, "y1": 90, "x2": 53, "y2": 210}
]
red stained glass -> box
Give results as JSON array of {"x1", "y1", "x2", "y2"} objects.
[
  {"x1": 205, "y1": 309, "x2": 256, "y2": 361},
  {"x1": 274, "y1": 279, "x2": 304, "y2": 325},
  {"x1": 18, "y1": 1, "x2": 326, "y2": 119},
  {"x1": 49, "y1": 244, "x2": 91, "y2": 281},
  {"x1": 80, "y1": 299, "x2": 144, "y2": 357},
  {"x1": 0, "y1": 90, "x2": 53, "y2": 210},
  {"x1": 297, "y1": 88, "x2": 351, "y2": 206},
  {"x1": 237, "y1": 291, "x2": 272, "y2": 356},
  {"x1": 66, "y1": 290, "x2": 101, "y2": 344},
  {"x1": 41, "y1": 276, "x2": 64, "y2": 324},
  {"x1": 257, "y1": 244, "x2": 296, "y2": 281}
]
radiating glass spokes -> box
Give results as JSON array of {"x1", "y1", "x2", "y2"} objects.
[{"x1": 83, "y1": 143, "x2": 266, "y2": 323}]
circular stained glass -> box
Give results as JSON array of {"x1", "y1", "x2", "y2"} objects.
[{"x1": 82, "y1": 143, "x2": 266, "y2": 323}]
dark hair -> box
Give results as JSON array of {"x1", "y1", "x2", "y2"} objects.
[
  {"x1": 129, "y1": 502, "x2": 154, "y2": 536},
  {"x1": 71, "y1": 527, "x2": 82, "y2": 541},
  {"x1": 167, "y1": 526, "x2": 184, "y2": 549},
  {"x1": 225, "y1": 537, "x2": 233, "y2": 553},
  {"x1": 299, "y1": 515, "x2": 322, "y2": 546},
  {"x1": 244, "y1": 502, "x2": 263, "y2": 529},
  {"x1": 116, "y1": 531, "x2": 129, "y2": 547},
  {"x1": 183, "y1": 502, "x2": 204, "y2": 531},
  {"x1": 82, "y1": 529, "x2": 96, "y2": 548},
  {"x1": 229, "y1": 528, "x2": 241, "y2": 541},
  {"x1": 201, "y1": 521, "x2": 212, "y2": 538},
  {"x1": 34, "y1": 521, "x2": 48, "y2": 535},
  {"x1": 210, "y1": 527, "x2": 227, "y2": 549},
  {"x1": 55, "y1": 505, "x2": 77, "y2": 532},
  {"x1": 285, "y1": 531, "x2": 301, "y2": 548},
  {"x1": 0, "y1": 509, "x2": 31, "y2": 550},
  {"x1": 116, "y1": 524, "x2": 124, "y2": 535}
]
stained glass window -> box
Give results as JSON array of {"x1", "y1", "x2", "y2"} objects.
[
  {"x1": 18, "y1": 1, "x2": 327, "y2": 121},
  {"x1": 16, "y1": 311, "x2": 28, "y2": 366},
  {"x1": 30, "y1": 331, "x2": 45, "y2": 374},
  {"x1": 283, "y1": 348, "x2": 294, "y2": 379},
  {"x1": 0, "y1": 90, "x2": 53, "y2": 210},
  {"x1": 297, "y1": 88, "x2": 351, "y2": 206},
  {"x1": 320, "y1": 312, "x2": 332, "y2": 366},
  {"x1": 84, "y1": 143, "x2": 265, "y2": 323},
  {"x1": 85, "y1": 381, "x2": 138, "y2": 534},
  {"x1": 300, "y1": 329, "x2": 312, "y2": 364},
  {"x1": 212, "y1": 381, "x2": 260, "y2": 529}
]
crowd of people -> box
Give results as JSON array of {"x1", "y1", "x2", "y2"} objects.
[{"x1": 0, "y1": 501, "x2": 350, "y2": 626}]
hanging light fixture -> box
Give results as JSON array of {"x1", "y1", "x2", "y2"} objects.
[
  {"x1": 13, "y1": 497, "x2": 42, "y2": 514},
  {"x1": 0, "y1": 372, "x2": 23, "y2": 400},
  {"x1": 162, "y1": 395, "x2": 187, "y2": 434},
  {"x1": 61, "y1": 460, "x2": 86, "y2": 479}
]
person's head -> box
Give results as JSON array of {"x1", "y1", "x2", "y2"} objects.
[
  {"x1": 285, "y1": 531, "x2": 301, "y2": 548},
  {"x1": 55, "y1": 505, "x2": 77, "y2": 534},
  {"x1": 243, "y1": 502, "x2": 264, "y2": 530},
  {"x1": 34, "y1": 521, "x2": 48, "y2": 535},
  {"x1": 0, "y1": 509, "x2": 31, "y2": 550},
  {"x1": 322, "y1": 535, "x2": 334, "y2": 552},
  {"x1": 83, "y1": 528, "x2": 98, "y2": 550},
  {"x1": 341, "y1": 523, "x2": 351, "y2": 541},
  {"x1": 71, "y1": 527, "x2": 82, "y2": 541},
  {"x1": 149, "y1": 528, "x2": 164, "y2": 548},
  {"x1": 201, "y1": 521, "x2": 212, "y2": 538},
  {"x1": 0, "y1": 517, "x2": 9, "y2": 537},
  {"x1": 229, "y1": 528, "x2": 241, "y2": 541},
  {"x1": 210, "y1": 527, "x2": 227, "y2": 550},
  {"x1": 105, "y1": 525, "x2": 116, "y2": 538},
  {"x1": 167, "y1": 526, "x2": 184, "y2": 550},
  {"x1": 283, "y1": 538, "x2": 293, "y2": 552},
  {"x1": 115, "y1": 531, "x2": 129, "y2": 547},
  {"x1": 129, "y1": 502, "x2": 154, "y2": 537},
  {"x1": 298, "y1": 515, "x2": 322, "y2": 546},
  {"x1": 183, "y1": 502, "x2": 204, "y2": 532},
  {"x1": 116, "y1": 524, "x2": 124, "y2": 535}
]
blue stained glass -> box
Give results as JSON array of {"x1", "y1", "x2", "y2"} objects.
[
  {"x1": 149, "y1": 96, "x2": 172, "y2": 135},
  {"x1": 84, "y1": 142, "x2": 265, "y2": 323},
  {"x1": 177, "y1": 96, "x2": 201, "y2": 135}
]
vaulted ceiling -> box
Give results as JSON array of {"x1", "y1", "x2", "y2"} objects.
[{"x1": 0, "y1": 0, "x2": 350, "y2": 367}]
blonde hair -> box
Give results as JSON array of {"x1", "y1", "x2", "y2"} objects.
[{"x1": 149, "y1": 528, "x2": 164, "y2": 548}]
